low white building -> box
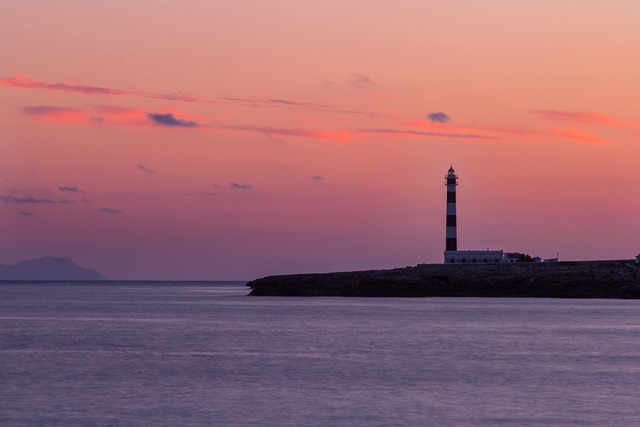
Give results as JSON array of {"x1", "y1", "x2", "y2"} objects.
[{"x1": 444, "y1": 250, "x2": 505, "y2": 264}]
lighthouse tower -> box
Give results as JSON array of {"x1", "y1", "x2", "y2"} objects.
[
  {"x1": 445, "y1": 166, "x2": 458, "y2": 252},
  {"x1": 443, "y1": 166, "x2": 505, "y2": 263}
]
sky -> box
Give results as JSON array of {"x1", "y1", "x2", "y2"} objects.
[{"x1": 1, "y1": 0, "x2": 639, "y2": 280}]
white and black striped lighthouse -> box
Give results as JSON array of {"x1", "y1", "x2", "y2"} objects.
[
  {"x1": 445, "y1": 166, "x2": 458, "y2": 252},
  {"x1": 443, "y1": 166, "x2": 507, "y2": 264}
]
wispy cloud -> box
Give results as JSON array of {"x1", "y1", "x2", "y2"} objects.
[
  {"x1": 218, "y1": 96, "x2": 388, "y2": 119},
  {"x1": 207, "y1": 182, "x2": 255, "y2": 193},
  {"x1": 531, "y1": 110, "x2": 640, "y2": 129},
  {"x1": 531, "y1": 110, "x2": 613, "y2": 125},
  {"x1": 1, "y1": 75, "x2": 224, "y2": 105},
  {"x1": 193, "y1": 191, "x2": 220, "y2": 196},
  {"x1": 8, "y1": 76, "x2": 620, "y2": 146},
  {"x1": 4, "y1": 76, "x2": 130, "y2": 96},
  {"x1": 356, "y1": 128, "x2": 498, "y2": 140},
  {"x1": 58, "y1": 186, "x2": 81, "y2": 192},
  {"x1": 91, "y1": 105, "x2": 148, "y2": 123},
  {"x1": 21, "y1": 106, "x2": 89, "y2": 124},
  {"x1": 19, "y1": 211, "x2": 35, "y2": 217},
  {"x1": 312, "y1": 175, "x2": 324, "y2": 181},
  {"x1": 0, "y1": 195, "x2": 73, "y2": 204},
  {"x1": 349, "y1": 74, "x2": 377, "y2": 88},
  {"x1": 147, "y1": 113, "x2": 199, "y2": 127},
  {"x1": 412, "y1": 114, "x2": 612, "y2": 144},
  {"x1": 21, "y1": 105, "x2": 489, "y2": 142},
  {"x1": 229, "y1": 182, "x2": 254, "y2": 190},
  {"x1": 213, "y1": 123, "x2": 354, "y2": 142},
  {"x1": 185, "y1": 121, "x2": 495, "y2": 142},
  {"x1": 99, "y1": 207, "x2": 123, "y2": 214},
  {"x1": 23, "y1": 106, "x2": 75, "y2": 115},
  {"x1": 428, "y1": 112, "x2": 450, "y2": 123},
  {"x1": 21, "y1": 104, "x2": 202, "y2": 130},
  {"x1": 21, "y1": 104, "x2": 150, "y2": 126},
  {"x1": 20, "y1": 103, "x2": 600, "y2": 144},
  {"x1": 3, "y1": 75, "x2": 387, "y2": 119},
  {"x1": 137, "y1": 164, "x2": 156, "y2": 174},
  {"x1": 549, "y1": 127, "x2": 603, "y2": 144},
  {"x1": 478, "y1": 124, "x2": 605, "y2": 144}
]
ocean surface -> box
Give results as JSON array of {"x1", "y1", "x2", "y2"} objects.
[{"x1": 2, "y1": 282, "x2": 640, "y2": 427}]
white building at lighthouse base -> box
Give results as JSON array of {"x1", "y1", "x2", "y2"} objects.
[{"x1": 444, "y1": 250, "x2": 505, "y2": 264}]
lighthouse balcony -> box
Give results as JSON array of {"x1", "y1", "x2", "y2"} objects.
[{"x1": 444, "y1": 177, "x2": 458, "y2": 185}]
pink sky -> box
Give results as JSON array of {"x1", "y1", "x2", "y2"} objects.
[{"x1": 1, "y1": 1, "x2": 639, "y2": 279}]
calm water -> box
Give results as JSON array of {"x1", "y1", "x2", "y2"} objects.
[{"x1": 2, "y1": 282, "x2": 640, "y2": 427}]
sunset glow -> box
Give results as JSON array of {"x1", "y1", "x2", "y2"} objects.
[{"x1": 2, "y1": 1, "x2": 639, "y2": 279}]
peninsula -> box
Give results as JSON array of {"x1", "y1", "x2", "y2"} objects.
[
  {"x1": 248, "y1": 166, "x2": 640, "y2": 298},
  {"x1": 246, "y1": 260, "x2": 640, "y2": 298}
]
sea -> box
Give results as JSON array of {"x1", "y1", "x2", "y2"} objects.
[{"x1": 2, "y1": 281, "x2": 640, "y2": 427}]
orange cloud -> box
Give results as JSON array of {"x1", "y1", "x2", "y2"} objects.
[
  {"x1": 407, "y1": 118, "x2": 494, "y2": 136},
  {"x1": 20, "y1": 104, "x2": 203, "y2": 129},
  {"x1": 412, "y1": 111, "x2": 619, "y2": 144},
  {"x1": 412, "y1": 121, "x2": 608, "y2": 145},
  {"x1": 408, "y1": 118, "x2": 562, "y2": 142},
  {"x1": 410, "y1": 111, "x2": 633, "y2": 144},
  {"x1": 18, "y1": 103, "x2": 609, "y2": 145},
  {"x1": 549, "y1": 127, "x2": 604, "y2": 144},
  {"x1": 212, "y1": 124, "x2": 355, "y2": 142},
  {"x1": 91, "y1": 105, "x2": 149, "y2": 124},
  {"x1": 207, "y1": 123, "x2": 498, "y2": 142},
  {"x1": 1, "y1": 75, "x2": 223, "y2": 105},
  {"x1": 531, "y1": 110, "x2": 639, "y2": 128},
  {"x1": 1, "y1": 75, "x2": 389, "y2": 119},
  {"x1": 20, "y1": 105, "x2": 146, "y2": 126},
  {"x1": 20, "y1": 106, "x2": 91, "y2": 124},
  {"x1": 479, "y1": 125, "x2": 606, "y2": 144},
  {"x1": 11, "y1": 75, "x2": 619, "y2": 146},
  {"x1": 22, "y1": 104, "x2": 598, "y2": 144},
  {"x1": 480, "y1": 126, "x2": 549, "y2": 140},
  {"x1": 18, "y1": 104, "x2": 355, "y2": 140},
  {"x1": 2, "y1": 75, "x2": 129, "y2": 96},
  {"x1": 355, "y1": 128, "x2": 498, "y2": 140}
]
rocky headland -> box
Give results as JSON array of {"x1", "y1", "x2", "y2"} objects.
[{"x1": 247, "y1": 260, "x2": 640, "y2": 298}]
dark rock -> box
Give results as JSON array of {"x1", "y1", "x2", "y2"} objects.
[{"x1": 247, "y1": 260, "x2": 640, "y2": 299}]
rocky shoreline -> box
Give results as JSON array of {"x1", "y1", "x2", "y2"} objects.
[{"x1": 246, "y1": 260, "x2": 640, "y2": 298}]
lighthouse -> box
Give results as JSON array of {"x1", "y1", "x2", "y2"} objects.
[
  {"x1": 443, "y1": 165, "x2": 505, "y2": 263},
  {"x1": 445, "y1": 166, "x2": 458, "y2": 251}
]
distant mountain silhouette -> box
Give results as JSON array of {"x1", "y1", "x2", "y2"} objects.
[{"x1": 0, "y1": 257, "x2": 107, "y2": 280}]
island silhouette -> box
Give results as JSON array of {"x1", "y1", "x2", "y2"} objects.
[{"x1": 0, "y1": 257, "x2": 107, "y2": 281}]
